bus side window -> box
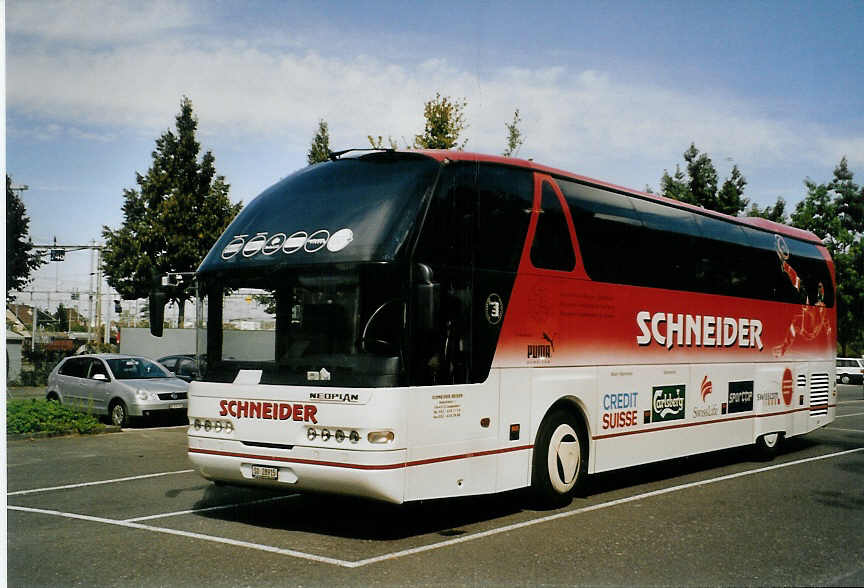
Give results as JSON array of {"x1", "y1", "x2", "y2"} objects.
[
  {"x1": 530, "y1": 182, "x2": 575, "y2": 271},
  {"x1": 558, "y1": 179, "x2": 643, "y2": 284}
]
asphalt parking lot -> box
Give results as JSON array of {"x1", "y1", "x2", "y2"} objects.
[{"x1": 6, "y1": 384, "x2": 864, "y2": 586}]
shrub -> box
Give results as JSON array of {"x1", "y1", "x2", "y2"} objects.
[{"x1": 6, "y1": 398, "x2": 104, "y2": 435}]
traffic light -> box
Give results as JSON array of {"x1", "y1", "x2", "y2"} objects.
[{"x1": 114, "y1": 300, "x2": 122, "y2": 313}]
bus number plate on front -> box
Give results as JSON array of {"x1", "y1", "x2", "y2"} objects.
[{"x1": 251, "y1": 465, "x2": 279, "y2": 480}]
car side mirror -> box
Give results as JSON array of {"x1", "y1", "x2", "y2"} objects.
[{"x1": 92, "y1": 373, "x2": 108, "y2": 382}]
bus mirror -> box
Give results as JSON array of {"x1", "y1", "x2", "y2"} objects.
[
  {"x1": 413, "y1": 264, "x2": 439, "y2": 333},
  {"x1": 149, "y1": 290, "x2": 168, "y2": 337}
]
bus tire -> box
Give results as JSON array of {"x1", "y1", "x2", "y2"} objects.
[
  {"x1": 755, "y1": 432, "x2": 783, "y2": 459},
  {"x1": 531, "y1": 408, "x2": 588, "y2": 508}
]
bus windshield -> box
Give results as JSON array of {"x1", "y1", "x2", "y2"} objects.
[
  {"x1": 198, "y1": 152, "x2": 440, "y2": 274},
  {"x1": 197, "y1": 264, "x2": 408, "y2": 387}
]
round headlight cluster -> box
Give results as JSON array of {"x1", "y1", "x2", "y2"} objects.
[
  {"x1": 192, "y1": 419, "x2": 233, "y2": 434},
  {"x1": 306, "y1": 427, "x2": 360, "y2": 443}
]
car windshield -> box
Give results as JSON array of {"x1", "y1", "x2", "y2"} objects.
[{"x1": 107, "y1": 358, "x2": 171, "y2": 380}]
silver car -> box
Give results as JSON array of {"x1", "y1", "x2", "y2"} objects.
[{"x1": 46, "y1": 354, "x2": 189, "y2": 427}]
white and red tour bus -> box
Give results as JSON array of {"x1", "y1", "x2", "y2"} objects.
[{"x1": 155, "y1": 149, "x2": 836, "y2": 505}]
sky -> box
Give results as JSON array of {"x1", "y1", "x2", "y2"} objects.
[{"x1": 5, "y1": 0, "x2": 864, "y2": 314}]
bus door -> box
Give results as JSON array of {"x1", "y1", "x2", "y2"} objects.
[{"x1": 405, "y1": 162, "x2": 534, "y2": 499}]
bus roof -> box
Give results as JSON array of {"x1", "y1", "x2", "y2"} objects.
[{"x1": 412, "y1": 149, "x2": 825, "y2": 246}]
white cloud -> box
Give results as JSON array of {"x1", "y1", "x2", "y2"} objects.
[
  {"x1": 7, "y1": 3, "x2": 863, "y2": 198},
  {"x1": 7, "y1": 0, "x2": 198, "y2": 43}
]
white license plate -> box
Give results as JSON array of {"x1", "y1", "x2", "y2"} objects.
[
  {"x1": 251, "y1": 465, "x2": 279, "y2": 480},
  {"x1": 169, "y1": 403, "x2": 184, "y2": 409}
]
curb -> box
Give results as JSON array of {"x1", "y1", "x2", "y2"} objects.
[{"x1": 7, "y1": 426, "x2": 123, "y2": 441}]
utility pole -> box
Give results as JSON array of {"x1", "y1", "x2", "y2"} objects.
[{"x1": 29, "y1": 241, "x2": 105, "y2": 345}]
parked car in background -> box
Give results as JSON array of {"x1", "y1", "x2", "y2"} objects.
[
  {"x1": 836, "y1": 357, "x2": 864, "y2": 385},
  {"x1": 46, "y1": 354, "x2": 188, "y2": 427},
  {"x1": 157, "y1": 354, "x2": 200, "y2": 382}
]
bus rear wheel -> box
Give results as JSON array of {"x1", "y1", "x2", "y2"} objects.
[
  {"x1": 531, "y1": 409, "x2": 588, "y2": 508},
  {"x1": 755, "y1": 432, "x2": 784, "y2": 459}
]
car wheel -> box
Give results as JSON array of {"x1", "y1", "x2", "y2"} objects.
[
  {"x1": 531, "y1": 408, "x2": 588, "y2": 508},
  {"x1": 840, "y1": 375, "x2": 850, "y2": 384},
  {"x1": 755, "y1": 432, "x2": 783, "y2": 460},
  {"x1": 110, "y1": 400, "x2": 129, "y2": 428},
  {"x1": 46, "y1": 392, "x2": 60, "y2": 403}
]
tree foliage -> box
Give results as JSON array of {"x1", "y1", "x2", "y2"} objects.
[
  {"x1": 502, "y1": 108, "x2": 525, "y2": 157},
  {"x1": 413, "y1": 93, "x2": 468, "y2": 150},
  {"x1": 746, "y1": 197, "x2": 788, "y2": 223},
  {"x1": 307, "y1": 119, "x2": 331, "y2": 164},
  {"x1": 6, "y1": 175, "x2": 45, "y2": 301},
  {"x1": 791, "y1": 157, "x2": 864, "y2": 355},
  {"x1": 367, "y1": 135, "x2": 399, "y2": 149},
  {"x1": 101, "y1": 97, "x2": 242, "y2": 326},
  {"x1": 659, "y1": 144, "x2": 749, "y2": 215}
]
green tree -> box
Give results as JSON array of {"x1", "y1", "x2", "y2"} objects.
[
  {"x1": 101, "y1": 97, "x2": 242, "y2": 327},
  {"x1": 413, "y1": 93, "x2": 468, "y2": 150},
  {"x1": 502, "y1": 108, "x2": 525, "y2": 157},
  {"x1": 367, "y1": 135, "x2": 399, "y2": 149},
  {"x1": 6, "y1": 175, "x2": 45, "y2": 301},
  {"x1": 791, "y1": 158, "x2": 864, "y2": 355},
  {"x1": 683, "y1": 143, "x2": 719, "y2": 209},
  {"x1": 716, "y1": 164, "x2": 749, "y2": 216},
  {"x1": 307, "y1": 119, "x2": 331, "y2": 164},
  {"x1": 54, "y1": 303, "x2": 70, "y2": 332},
  {"x1": 659, "y1": 165, "x2": 689, "y2": 202},
  {"x1": 659, "y1": 144, "x2": 748, "y2": 216},
  {"x1": 746, "y1": 197, "x2": 788, "y2": 223}
]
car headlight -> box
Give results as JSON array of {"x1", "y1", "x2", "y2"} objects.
[{"x1": 135, "y1": 389, "x2": 149, "y2": 401}]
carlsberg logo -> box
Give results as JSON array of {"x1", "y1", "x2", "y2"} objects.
[{"x1": 652, "y1": 385, "x2": 686, "y2": 422}]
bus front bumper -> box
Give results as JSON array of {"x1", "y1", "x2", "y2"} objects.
[{"x1": 187, "y1": 437, "x2": 407, "y2": 503}]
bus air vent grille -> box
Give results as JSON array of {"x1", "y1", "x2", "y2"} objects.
[{"x1": 809, "y1": 373, "x2": 829, "y2": 416}]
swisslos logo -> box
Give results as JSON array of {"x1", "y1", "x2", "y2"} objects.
[{"x1": 636, "y1": 311, "x2": 764, "y2": 350}]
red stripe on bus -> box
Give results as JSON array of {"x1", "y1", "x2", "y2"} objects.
[
  {"x1": 593, "y1": 405, "x2": 836, "y2": 440},
  {"x1": 188, "y1": 444, "x2": 534, "y2": 471}
]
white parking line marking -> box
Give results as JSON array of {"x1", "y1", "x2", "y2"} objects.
[
  {"x1": 7, "y1": 505, "x2": 353, "y2": 567},
  {"x1": 827, "y1": 427, "x2": 864, "y2": 434},
  {"x1": 348, "y1": 447, "x2": 864, "y2": 567},
  {"x1": 7, "y1": 469, "x2": 195, "y2": 496},
  {"x1": 836, "y1": 411, "x2": 864, "y2": 419},
  {"x1": 838, "y1": 399, "x2": 864, "y2": 405},
  {"x1": 7, "y1": 447, "x2": 863, "y2": 568},
  {"x1": 124, "y1": 495, "x2": 298, "y2": 522}
]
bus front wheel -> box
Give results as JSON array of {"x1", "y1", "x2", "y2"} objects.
[{"x1": 531, "y1": 409, "x2": 588, "y2": 508}]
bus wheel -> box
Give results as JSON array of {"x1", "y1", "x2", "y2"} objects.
[
  {"x1": 531, "y1": 409, "x2": 587, "y2": 508},
  {"x1": 755, "y1": 432, "x2": 783, "y2": 459}
]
